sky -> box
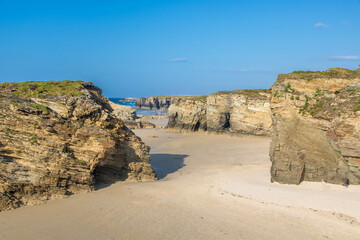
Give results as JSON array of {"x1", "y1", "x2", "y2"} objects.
[{"x1": 0, "y1": 0, "x2": 360, "y2": 97}]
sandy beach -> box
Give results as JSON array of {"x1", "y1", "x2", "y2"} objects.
[
  {"x1": 0, "y1": 128, "x2": 359, "y2": 240},
  {"x1": 2, "y1": 1, "x2": 360, "y2": 239}
]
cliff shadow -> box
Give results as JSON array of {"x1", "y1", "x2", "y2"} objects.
[
  {"x1": 94, "y1": 154, "x2": 188, "y2": 190},
  {"x1": 150, "y1": 153, "x2": 188, "y2": 180}
]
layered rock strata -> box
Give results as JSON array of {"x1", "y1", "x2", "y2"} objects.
[
  {"x1": 0, "y1": 81, "x2": 156, "y2": 211},
  {"x1": 270, "y1": 68, "x2": 360, "y2": 185},
  {"x1": 168, "y1": 90, "x2": 272, "y2": 136},
  {"x1": 135, "y1": 96, "x2": 190, "y2": 110}
]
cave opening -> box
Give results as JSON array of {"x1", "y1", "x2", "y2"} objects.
[
  {"x1": 93, "y1": 165, "x2": 128, "y2": 186},
  {"x1": 193, "y1": 121, "x2": 201, "y2": 131},
  {"x1": 223, "y1": 113, "x2": 231, "y2": 129}
]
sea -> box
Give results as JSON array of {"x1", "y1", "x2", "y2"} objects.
[{"x1": 109, "y1": 98, "x2": 167, "y2": 116}]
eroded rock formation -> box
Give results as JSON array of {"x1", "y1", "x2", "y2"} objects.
[
  {"x1": 270, "y1": 68, "x2": 360, "y2": 185},
  {"x1": 167, "y1": 96, "x2": 208, "y2": 131},
  {"x1": 0, "y1": 81, "x2": 156, "y2": 211},
  {"x1": 207, "y1": 90, "x2": 272, "y2": 136},
  {"x1": 110, "y1": 101, "x2": 137, "y2": 121},
  {"x1": 109, "y1": 101, "x2": 156, "y2": 129},
  {"x1": 135, "y1": 96, "x2": 189, "y2": 110},
  {"x1": 168, "y1": 90, "x2": 272, "y2": 136}
]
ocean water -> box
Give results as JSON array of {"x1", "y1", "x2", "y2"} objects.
[{"x1": 109, "y1": 98, "x2": 167, "y2": 116}]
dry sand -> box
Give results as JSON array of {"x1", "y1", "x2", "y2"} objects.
[{"x1": 0, "y1": 128, "x2": 360, "y2": 240}]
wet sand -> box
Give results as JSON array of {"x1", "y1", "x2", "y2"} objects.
[{"x1": 0, "y1": 128, "x2": 359, "y2": 240}]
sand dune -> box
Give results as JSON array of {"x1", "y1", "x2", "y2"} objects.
[{"x1": 0, "y1": 129, "x2": 359, "y2": 240}]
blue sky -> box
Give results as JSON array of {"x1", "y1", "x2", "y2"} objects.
[{"x1": 0, "y1": 0, "x2": 359, "y2": 97}]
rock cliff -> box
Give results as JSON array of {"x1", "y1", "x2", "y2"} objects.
[
  {"x1": 207, "y1": 90, "x2": 272, "y2": 136},
  {"x1": 167, "y1": 96, "x2": 208, "y2": 131},
  {"x1": 168, "y1": 90, "x2": 272, "y2": 136},
  {"x1": 0, "y1": 81, "x2": 156, "y2": 211},
  {"x1": 135, "y1": 95, "x2": 190, "y2": 110},
  {"x1": 270, "y1": 68, "x2": 360, "y2": 185}
]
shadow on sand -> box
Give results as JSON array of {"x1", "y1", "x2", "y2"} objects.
[
  {"x1": 150, "y1": 153, "x2": 188, "y2": 180},
  {"x1": 94, "y1": 153, "x2": 188, "y2": 190}
]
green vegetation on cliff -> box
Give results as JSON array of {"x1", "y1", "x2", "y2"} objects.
[
  {"x1": 174, "y1": 95, "x2": 208, "y2": 105},
  {"x1": 148, "y1": 95, "x2": 191, "y2": 98},
  {"x1": 211, "y1": 89, "x2": 270, "y2": 96},
  {"x1": 277, "y1": 68, "x2": 360, "y2": 82},
  {"x1": 30, "y1": 103, "x2": 49, "y2": 113},
  {"x1": 211, "y1": 89, "x2": 270, "y2": 101},
  {"x1": 0, "y1": 80, "x2": 86, "y2": 98},
  {"x1": 187, "y1": 95, "x2": 207, "y2": 103},
  {"x1": 354, "y1": 97, "x2": 360, "y2": 111},
  {"x1": 298, "y1": 87, "x2": 360, "y2": 118}
]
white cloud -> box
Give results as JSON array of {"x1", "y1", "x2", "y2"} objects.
[
  {"x1": 163, "y1": 58, "x2": 188, "y2": 62},
  {"x1": 328, "y1": 56, "x2": 360, "y2": 61},
  {"x1": 314, "y1": 22, "x2": 329, "y2": 28}
]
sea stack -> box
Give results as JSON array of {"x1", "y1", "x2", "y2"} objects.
[
  {"x1": 270, "y1": 68, "x2": 360, "y2": 185},
  {"x1": 0, "y1": 81, "x2": 156, "y2": 211}
]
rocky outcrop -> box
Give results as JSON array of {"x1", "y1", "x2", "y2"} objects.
[
  {"x1": 207, "y1": 90, "x2": 272, "y2": 136},
  {"x1": 167, "y1": 96, "x2": 208, "y2": 131},
  {"x1": 135, "y1": 96, "x2": 190, "y2": 110},
  {"x1": 109, "y1": 101, "x2": 156, "y2": 129},
  {"x1": 110, "y1": 101, "x2": 136, "y2": 121},
  {"x1": 0, "y1": 81, "x2": 156, "y2": 211},
  {"x1": 270, "y1": 68, "x2": 360, "y2": 185},
  {"x1": 168, "y1": 90, "x2": 272, "y2": 136}
]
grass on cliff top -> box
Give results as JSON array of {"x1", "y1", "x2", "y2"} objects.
[
  {"x1": 145, "y1": 95, "x2": 192, "y2": 98},
  {"x1": 174, "y1": 95, "x2": 208, "y2": 105},
  {"x1": 0, "y1": 80, "x2": 86, "y2": 98},
  {"x1": 277, "y1": 68, "x2": 360, "y2": 82},
  {"x1": 211, "y1": 89, "x2": 270, "y2": 96},
  {"x1": 187, "y1": 95, "x2": 207, "y2": 102}
]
